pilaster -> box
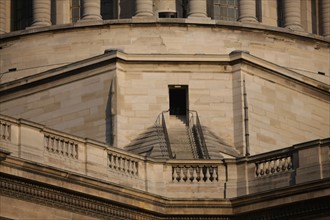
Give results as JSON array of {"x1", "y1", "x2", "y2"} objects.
[
  {"x1": 31, "y1": 0, "x2": 52, "y2": 27},
  {"x1": 283, "y1": 0, "x2": 303, "y2": 31},
  {"x1": 238, "y1": 0, "x2": 257, "y2": 22},
  {"x1": 321, "y1": 0, "x2": 330, "y2": 37},
  {"x1": 135, "y1": 0, "x2": 154, "y2": 17},
  {"x1": 56, "y1": 0, "x2": 71, "y2": 24},
  {"x1": 81, "y1": 0, "x2": 102, "y2": 20}
]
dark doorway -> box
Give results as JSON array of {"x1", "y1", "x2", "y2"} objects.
[{"x1": 169, "y1": 85, "x2": 188, "y2": 115}]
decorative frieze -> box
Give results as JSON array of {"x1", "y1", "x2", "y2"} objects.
[
  {"x1": 0, "y1": 176, "x2": 155, "y2": 220},
  {"x1": 172, "y1": 165, "x2": 218, "y2": 183},
  {"x1": 44, "y1": 134, "x2": 78, "y2": 159},
  {"x1": 255, "y1": 155, "x2": 293, "y2": 177},
  {"x1": 0, "y1": 121, "x2": 10, "y2": 141},
  {"x1": 108, "y1": 153, "x2": 139, "y2": 176}
]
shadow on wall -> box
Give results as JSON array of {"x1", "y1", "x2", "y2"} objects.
[
  {"x1": 202, "y1": 126, "x2": 241, "y2": 158},
  {"x1": 105, "y1": 80, "x2": 114, "y2": 145}
]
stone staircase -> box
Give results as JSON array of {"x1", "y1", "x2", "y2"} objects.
[{"x1": 167, "y1": 116, "x2": 195, "y2": 159}]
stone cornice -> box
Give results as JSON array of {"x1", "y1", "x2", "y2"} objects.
[
  {"x1": 1, "y1": 160, "x2": 329, "y2": 219},
  {"x1": 1, "y1": 18, "x2": 329, "y2": 43}
]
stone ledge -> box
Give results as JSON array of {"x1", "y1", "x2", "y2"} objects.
[{"x1": 0, "y1": 18, "x2": 329, "y2": 43}]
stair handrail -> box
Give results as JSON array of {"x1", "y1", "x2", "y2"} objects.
[
  {"x1": 187, "y1": 112, "x2": 199, "y2": 159},
  {"x1": 188, "y1": 110, "x2": 210, "y2": 159},
  {"x1": 155, "y1": 110, "x2": 174, "y2": 159}
]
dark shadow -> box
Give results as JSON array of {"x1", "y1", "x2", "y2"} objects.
[{"x1": 105, "y1": 81, "x2": 114, "y2": 145}]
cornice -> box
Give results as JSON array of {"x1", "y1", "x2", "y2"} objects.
[{"x1": 1, "y1": 18, "x2": 329, "y2": 44}]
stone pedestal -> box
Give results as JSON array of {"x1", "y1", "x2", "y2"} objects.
[
  {"x1": 31, "y1": 0, "x2": 51, "y2": 27},
  {"x1": 188, "y1": 0, "x2": 207, "y2": 18},
  {"x1": 321, "y1": 0, "x2": 330, "y2": 37},
  {"x1": 238, "y1": 0, "x2": 257, "y2": 22},
  {"x1": 283, "y1": 0, "x2": 303, "y2": 31},
  {"x1": 135, "y1": 0, "x2": 154, "y2": 17},
  {"x1": 81, "y1": 0, "x2": 102, "y2": 20}
]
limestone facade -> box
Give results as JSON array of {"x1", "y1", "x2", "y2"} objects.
[
  {"x1": 0, "y1": 114, "x2": 329, "y2": 219},
  {"x1": 0, "y1": 1, "x2": 330, "y2": 219}
]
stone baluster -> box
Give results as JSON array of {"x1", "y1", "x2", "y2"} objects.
[
  {"x1": 31, "y1": 0, "x2": 52, "y2": 27},
  {"x1": 135, "y1": 0, "x2": 154, "y2": 17},
  {"x1": 321, "y1": 0, "x2": 330, "y2": 37},
  {"x1": 205, "y1": 166, "x2": 210, "y2": 182},
  {"x1": 81, "y1": 0, "x2": 102, "y2": 20},
  {"x1": 192, "y1": 167, "x2": 197, "y2": 182},
  {"x1": 188, "y1": 0, "x2": 207, "y2": 18},
  {"x1": 0, "y1": 0, "x2": 6, "y2": 34},
  {"x1": 283, "y1": 0, "x2": 303, "y2": 31},
  {"x1": 238, "y1": 0, "x2": 257, "y2": 22}
]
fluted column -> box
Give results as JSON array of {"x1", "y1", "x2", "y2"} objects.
[
  {"x1": 283, "y1": 0, "x2": 303, "y2": 31},
  {"x1": 321, "y1": 0, "x2": 330, "y2": 37},
  {"x1": 31, "y1": 0, "x2": 51, "y2": 27},
  {"x1": 188, "y1": 0, "x2": 207, "y2": 18},
  {"x1": 0, "y1": 0, "x2": 6, "y2": 34},
  {"x1": 135, "y1": 0, "x2": 154, "y2": 17},
  {"x1": 238, "y1": 0, "x2": 257, "y2": 22},
  {"x1": 81, "y1": 0, "x2": 102, "y2": 20}
]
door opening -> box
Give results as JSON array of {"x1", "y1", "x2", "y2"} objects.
[{"x1": 169, "y1": 85, "x2": 188, "y2": 116}]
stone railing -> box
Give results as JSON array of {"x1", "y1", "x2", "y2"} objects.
[
  {"x1": 44, "y1": 133, "x2": 79, "y2": 159},
  {"x1": 0, "y1": 114, "x2": 329, "y2": 200},
  {"x1": 255, "y1": 155, "x2": 293, "y2": 177},
  {"x1": 172, "y1": 164, "x2": 218, "y2": 183},
  {"x1": 0, "y1": 120, "x2": 10, "y2": 141},
  {"x1": 108, "y1": 152, "x2": 139, "y2": 177}
]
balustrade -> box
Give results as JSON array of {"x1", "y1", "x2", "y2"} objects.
[
  {"x1": 108, "y1": 153, "x2": 138, "y2": 177},
  {"x1": 44, "y1": 134, "x2": 78, "y2": 159},
  {"x1": 255, "y1": 155, "x2": 293, "y2": 177},
  {"x1": 0, "y1": 121, "x2": 10, "y2": 141},
  {"x1": 172, "y1": 165, "x2": 218, "y2": 183}
]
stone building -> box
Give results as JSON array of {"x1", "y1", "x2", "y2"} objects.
[{"x1": 0, "y1": 0, "x2": 329, "y2": 219}]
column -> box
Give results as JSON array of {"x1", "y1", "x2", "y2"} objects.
[
  {"x1": 188, "y1": 0, "x2": 207, "y2": 18},
  {"x1": 56, "y1": 0, "x2": 71, "y2": 24},
  {"x1": 135, "y1": 0, "x2": 154, "y2": 17},
  {"x1": 283, "y1": 0, "x2": 303, "y2": 31},
  {"x1": 31, "y1": 0, "x2": 52, "y2": 27},
  {"x1": 81, "y1": 0, "x2": 102, "y2": 20},
  {"x1": 0, "y1": 0, "x2": 6, "y2": 34},
  {"x1": 321, "y1": 0, "x2": 330, "y2": 37},
  {"x1": 238, "y1": 0, "x2": 257, "y2": 22}
]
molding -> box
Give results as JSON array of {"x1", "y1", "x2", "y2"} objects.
[
  {"x1": 1, "y1": 19, "x2": 329, "y2": 43},
  {"x1": 1, "y1": 172, "x2": 329, "y2": 219}
]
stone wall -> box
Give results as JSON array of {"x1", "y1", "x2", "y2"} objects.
[
  {"x1": 0, "y1": 52, "x2": 328, "y2": 155},
  {"x1": 0, "y1": 21, "x2": 329, "y2": 84}
]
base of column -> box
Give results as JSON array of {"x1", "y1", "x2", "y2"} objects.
[
  {"x1": 238, "y1": 16, "x2": 258, "y2": 23},
  {"x1": 285, "y1": 24, "x2": 304, "y2": 32},
  {"x1": 30, "y1": 20, "x2": 52, "y2": 27},
  {"x1": 134, "y1": 12, "x2": 154, "y2": 17},
  {"x1": 81, "y1": 15, "x2": 102, "y2": 21}
]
